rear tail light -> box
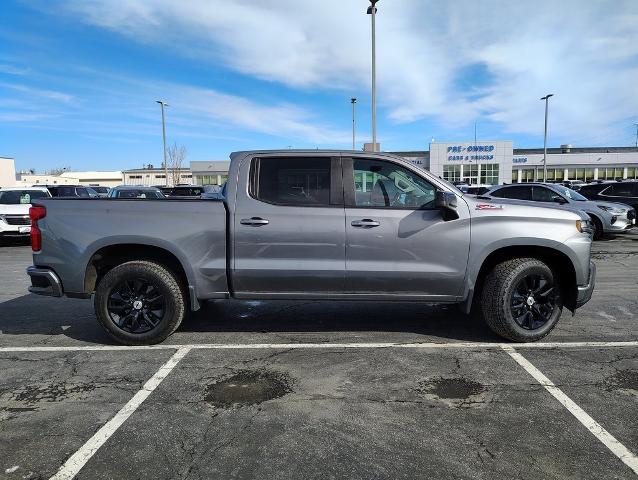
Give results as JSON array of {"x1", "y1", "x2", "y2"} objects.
[{"x1": 29, "y1": 206, "x2": 46, "y2": 252}]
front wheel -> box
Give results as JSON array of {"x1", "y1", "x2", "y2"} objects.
[
  {"x1": 481, "y1": 258, "x2": 562, "y2": 342},
  {"x1": 94, "y1": 260, "x2": 185, "y2": 345},
  {"x1": 589, "y1": 215, "x2": 603, "y2": 241}
]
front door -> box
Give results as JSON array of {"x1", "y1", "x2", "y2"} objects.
[
  {"x1": 343, "y1": 157, "x2": 470, "y2": 299},
  {"x1": 232, "y1": 155, "x2": 345, "y2": 296}
]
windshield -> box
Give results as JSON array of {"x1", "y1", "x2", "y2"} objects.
[
  {"x1": 0, "y1": 190, "x2": 49, "y2": 204},
  {"x1": 555, "y1": 186, "x2": 587, "y2": 201}
]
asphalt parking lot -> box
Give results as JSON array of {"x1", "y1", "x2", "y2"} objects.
[{"x1": 1, "y1": 234, "x2": 637, "y2": 479}]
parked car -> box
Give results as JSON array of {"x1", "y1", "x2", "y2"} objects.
[
  {"x1": 152, "y1": 185, "x2": 174, "y2": 196},
  {"x1": 579, "y1": 180, "x2": 638, "y2": 212},
  {"x1": 466, "y1": 186, "x2": 490, "y2": 195},
  {"x1": 107, "y1": 186, "x2": 165, "y2": 199},
  {"x1": 27, "y1": 150, "x2": 595, "y2": 346},
  {"x1": 557, "y1": 180, "x2": 586, "y2": 191},
  {"x1": 45, "y1": 185, "x2": 100, "y2": 198},
  {"x1": 484, "y1": 183, "x2": 634, "y2": 240},
  {"x1": 201, "y1": 184, "x2": 226, "y2": 200},
  {"x1": 90, "y1": 186, "x2": 110, "y2": 198},
  {"x1": 452, "y1": 182, "x2": 470, "y2": 193},
  {"x1": 168, "y1": 185, "x2": 205, "y2": 198},
  {"x1": 0, "y1": 187, "x2": 51, "y2": 240}
]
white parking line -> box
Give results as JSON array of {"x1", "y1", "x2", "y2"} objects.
[
  {"x1": 503, "y1": 346, "x2": 638, "y2": 476},
  {"x1": 0, "y1": 340, "x2": 637, "y2": 353},
  {"x1": 49, "y1": 347, "x2": 191, "y2": 480}
]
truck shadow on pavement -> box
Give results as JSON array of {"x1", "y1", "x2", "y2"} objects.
[{"x1": 0, "y1": 295, "x2": 500, "y2": 345}]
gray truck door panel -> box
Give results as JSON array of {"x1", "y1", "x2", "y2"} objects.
[
  {"x1": 343, "y1": 157, "x2": 470, "y2": 297},
  {"x1": 232, "y1": 155, "x2": 346, "y2": 294}
]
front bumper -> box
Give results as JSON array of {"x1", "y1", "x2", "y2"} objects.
[
  {"x1": 575, "y1": 261, "x2": 596, "y2": 308},
  {"x1": 26, "y1": 266, "x2": 64, "y2": 297}
]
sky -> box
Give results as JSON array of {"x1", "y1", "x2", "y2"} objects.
[{"x1": 1, "y1": 0, "x2": 638, "y2": 173}]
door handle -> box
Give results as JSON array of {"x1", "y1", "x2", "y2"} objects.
[
  {"x1": 351, "y1": 219, "x2": 380, "y2": 228},
  {"x1": 240, "y1": 217, "x2": 269, "y2": 226}
]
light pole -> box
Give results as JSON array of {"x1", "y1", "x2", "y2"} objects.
[
  {"x1": 156, "y1": 100, "x2": 169, "y2": 186},
  {"x1": 351, "y1": 97, "x2": 357, "y2": 149},
  {"x1": 540, "y1": 94, "x2": 554, "y2": 182},
  {"x1": 367, "y1": 0, "x2": 378, "y2": 151}
]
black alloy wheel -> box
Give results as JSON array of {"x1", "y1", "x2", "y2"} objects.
[
  {"x1": 107, "y1": 278, "x2": 166, "y2": 333},
  {"x1": 509, "y1": 273, "x2": 558, "y2": 330}
]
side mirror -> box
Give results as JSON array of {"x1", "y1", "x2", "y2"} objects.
[
  {"x1": 436, "y1": 190, "x2": 459, "y2": 221},
  {"x1": 553, "y1": 196, "x2": 567, "y2": 204}
]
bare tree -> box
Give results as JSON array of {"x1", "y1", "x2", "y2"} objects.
[
  {"x1": 167, "y1": 143, "x2": 187, "y2": 186},
  {"x1": 46, "y1": 166, "x2": 71, "y2": 176}
]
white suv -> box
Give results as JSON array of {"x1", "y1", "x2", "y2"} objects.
[{"x1": 0, "y1": 187, "x2": 51, "y2": 240}]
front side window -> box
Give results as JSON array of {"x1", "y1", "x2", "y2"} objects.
[
  {"x1": 532, "y1": 187, "x2": 560, "y2": 202},
  {"x1": 251, "y1": 157, "x2": 332, "y2": 206},
  {"x1": 352, "y1": 159, "x2": 436, "y2": 209}
]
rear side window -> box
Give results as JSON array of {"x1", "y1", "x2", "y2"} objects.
[
  {"x1": 250, "y1": 157, "x2": 332, "y2": 206},
  {"x1": 608, "y1": 183, "x2": 636, "y2": 197},
  {"x1": 491, "y1": 186, "x2": 532, "y2": 200}
]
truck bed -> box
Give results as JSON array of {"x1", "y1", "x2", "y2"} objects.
[{"x1": 32, "y1": 198, "x2": 229, "y2": 301}]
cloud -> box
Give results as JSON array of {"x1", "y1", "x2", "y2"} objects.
[
  {"x1": 56, "y1": 0, "x2": 638, "y2": 144},
  {"x1": 0, "y1": 82, "x2": 73, "y2": 102},
  {"x1": 0, "y1": 69, "x2": 347, "y2": 145},
  {"x1": 0, "y1": 63, "x2": 29, "y2": 75}
]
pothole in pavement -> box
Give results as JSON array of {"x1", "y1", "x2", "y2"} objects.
[
  {"x1": 604, "y1": 370, "x2": 638, "y2": 396},
  {"x1": 205, "y1": 370, "x2": 292, "y2": 408},
  {"x1": 417, "y1": 377, "x2": 488, "y2": 408}
]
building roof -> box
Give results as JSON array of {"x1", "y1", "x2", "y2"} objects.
[
  {"x1": 59, "y1": 171, "x2": 122, "y2": 179},
  {"x1": 190, "y1": 160, "x2": 231, "y2": 172},
  {"x1": 123, "y1": 167, "x2": 190, "y2": 173},
  {"x1": 513, "y1": 146, "x2": 638, "y2": 154}
]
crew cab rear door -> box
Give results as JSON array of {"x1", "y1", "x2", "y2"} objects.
[
  {"x1": 342, "y1": 157, "x2": 470, "y2": 299},
  {"x1": 232, "y1": 154, "x2": 345, "y2": 297}
]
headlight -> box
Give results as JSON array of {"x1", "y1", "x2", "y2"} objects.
[{"x1": 597, "y1": 205, "x2": 624, "y2": 215}]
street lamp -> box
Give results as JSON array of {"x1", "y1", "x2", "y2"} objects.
[
  {"x1": 367, "y1": 0, "x2": 379, "y2": 152},
  {"x1": 156, "y1": 100, "x2": 169, "y2": 187},
  {"x1": 540, "y1": 94, "x2": 554, "y2": 182},
  {"x1": 351, "y1": 97, "x2": 357, "y2": 150}
]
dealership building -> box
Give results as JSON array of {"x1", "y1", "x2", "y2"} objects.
[
  {"x1": 5, "y1": 143, "x2": 638, "y2": 190},
  {"x1": 397, "y1": 142, "x2": 638, "y2": 186}
]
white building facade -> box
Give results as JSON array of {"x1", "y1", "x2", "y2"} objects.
[
  {"x1": 397, "y1": 144, "x2": 638, "y2": 186},
  {"x1": 0, "y1": 157, "x2": 16, "y2": 188},
  {"x1": 123, "y1": 167, "x2": 192, "y2": 187}
]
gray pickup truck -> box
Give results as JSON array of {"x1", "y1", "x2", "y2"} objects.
[{"x1": 27, "y1": 150, "x2": 595, "y2": 345}]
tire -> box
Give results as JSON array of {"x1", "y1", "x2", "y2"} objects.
[
  {"x1": 589, "y1": 215, "x2": 603, "y2": 241},
  {"x1": 94, "y1": 260, "x2": 185, "y2": 345},
  {"x1": 481, "y1": 258, "x2": 563, "y2": 342}
]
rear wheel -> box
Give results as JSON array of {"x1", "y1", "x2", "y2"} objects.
[
  {"x1": 94, "y1": 260, "x2": 185, "y2": 345},
  {"x1": 481, "y1": 258, "x2": 562, "y2": 342}
]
